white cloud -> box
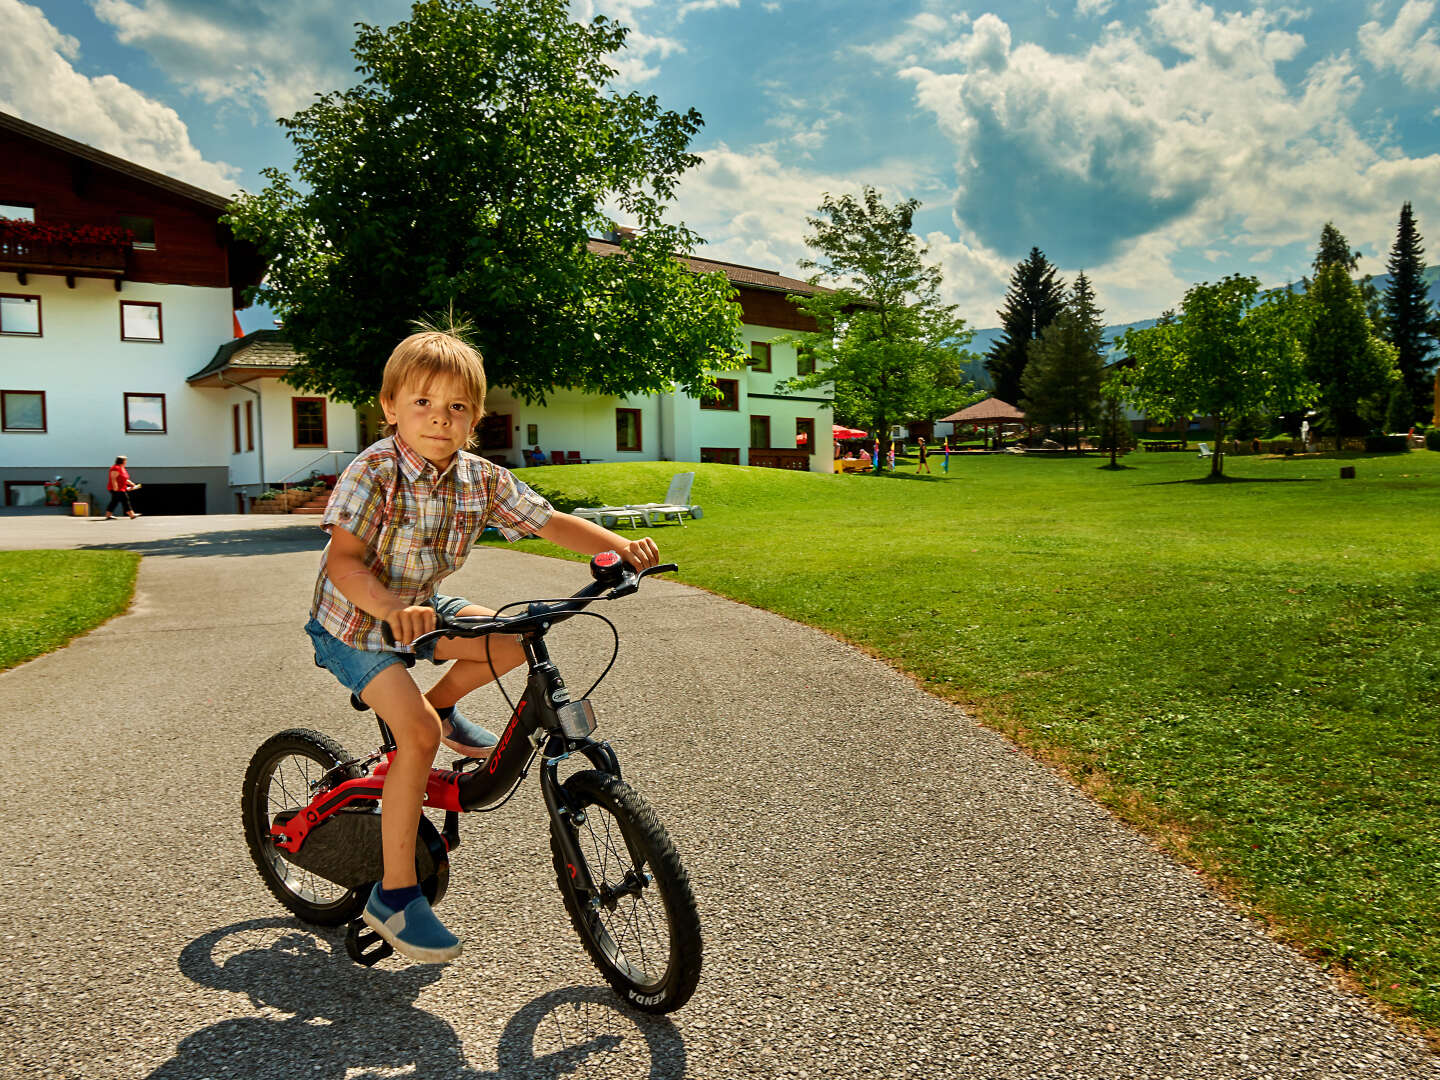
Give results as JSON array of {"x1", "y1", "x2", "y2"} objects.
[
  {"x1": 664, "y1": 143, "x2": 937, "y2": 282},
  {"x1": 677, "y1": 0, "x2": 740, "y2": 15},
  {"x1": 1359, "y1": 0, "x2": 1440, "y2": 89},
  {"x1": 892, "y1": 0, "x2": 1440, "y2": 319},
  {"x1": 1076, "y1": 0, "x2": 1113, "y2": 17},
  {"x1": 0, "y1": 0, "x2": 237, "y2": 193},
  {"x1": 90, "y1": 0, "x2": 376, "y2": 118}
]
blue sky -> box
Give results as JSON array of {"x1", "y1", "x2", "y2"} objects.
[{"x1": 5, "y1": 0, "x2": 1440, "y2": 329}]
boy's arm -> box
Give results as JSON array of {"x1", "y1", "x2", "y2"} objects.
[
  {"x1": 326, "y1": 526, "x2": 436, "y2": 644},
  {"x1": 535, "y1": 512, "x2": 659, "y2": 571}
]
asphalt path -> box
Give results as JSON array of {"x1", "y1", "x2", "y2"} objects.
[{"x1": 0, "y1": 514, "x2": 1436, "y2": 1079}]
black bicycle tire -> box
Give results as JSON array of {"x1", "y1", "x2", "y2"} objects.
[
  {"x1": 242, "y1": 727, "x2": 367, "y2": 926},
  {"x1": 549, "y1": 770, "x2": 702, "y2": 1014}
]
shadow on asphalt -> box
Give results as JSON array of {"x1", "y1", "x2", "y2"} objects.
[
  {"x1": 77, "y1": 524, "x2": 329, "y2": 558},
  {"x1": 147, "y1": 918, "x2": 686, "y2": 1078}
]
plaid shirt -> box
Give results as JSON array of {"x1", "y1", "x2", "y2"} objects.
[{"x1": 310, "y1": 435, "x2": 554, "y2": 651}]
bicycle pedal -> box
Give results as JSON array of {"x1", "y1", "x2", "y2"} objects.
[{"x1": 344, "y1": 919, "x2": 395, "y2": 967}]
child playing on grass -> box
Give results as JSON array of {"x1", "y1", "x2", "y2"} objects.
[{"x1": 305, "y1": 327, "x2": 658, "y2": 963}]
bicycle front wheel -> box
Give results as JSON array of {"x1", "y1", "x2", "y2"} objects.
[{"x1": 550, "y1": 771, "x2": 702, "y2": 1014}]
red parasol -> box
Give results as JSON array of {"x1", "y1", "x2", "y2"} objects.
[{"x1": 832, "y1": 424, "x2": 869, "y2": 440}]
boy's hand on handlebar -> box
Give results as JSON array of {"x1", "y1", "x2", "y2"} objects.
[
  {"x1": 618, "y1": 537, "x2": 659, "y2": 571},
  {"x1": 385, "y1": 604, "x2": 436, "y2": 646}
]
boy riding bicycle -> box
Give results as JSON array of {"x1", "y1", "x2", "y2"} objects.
[{"x1": 305, "y1": 327, "x2": 658, "y2": 963}]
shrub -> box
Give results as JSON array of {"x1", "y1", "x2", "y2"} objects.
[
  {"x1": 1364, "y1": 435, "x2": 1410, "y2": 453},
  {"x1": 1427, "y1": 430, "x2": 1440, "y2": 451}
]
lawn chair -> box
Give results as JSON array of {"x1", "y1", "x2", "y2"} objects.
[
  {"x1": 627, "y1": 471, "x2": 702, "y2": 526},
  {"x1": 570, "y1": 505, "x2": 652, "y2": 529},
  {"x1": 567, "y1": 451, "x2": 581, "y2": 465},
  {"x1": 1197, "y1": 442, "x2": 1213, "y2": 459},
  {"x1": 550, "y1": 450, "x2": 566, "y2": 466}
]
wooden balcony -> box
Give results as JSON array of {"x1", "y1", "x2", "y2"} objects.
[{"x1": 0, "y1": 238, "x2": 128, "y2": 286}]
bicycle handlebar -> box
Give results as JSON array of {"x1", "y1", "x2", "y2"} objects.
[{"x1": 381, "y1": 556, "x2": 678, "y2": 652}]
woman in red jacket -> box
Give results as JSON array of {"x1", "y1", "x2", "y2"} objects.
[{"x1": 104, "y1": 456, "x2": 140, "y2": 520}]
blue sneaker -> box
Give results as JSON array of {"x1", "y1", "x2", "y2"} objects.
[
  {"x1": 440, "y1": 706, "x2": 499, "y2": 758},
  {"x1": 362, "y1": 884, "x2": 462, "y2": 963}
]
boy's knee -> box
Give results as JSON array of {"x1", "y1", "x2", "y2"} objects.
[{"x1": 391, "y1": 705, "x2": 442, "y2": 754}]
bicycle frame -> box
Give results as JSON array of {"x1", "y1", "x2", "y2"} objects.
[{"x1": 268, "y1": 618, "x2": 624, "y2": 901}]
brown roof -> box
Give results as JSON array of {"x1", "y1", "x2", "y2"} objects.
[
  {"x1": 187, "y1": 330, "x2": 300, "y2": 386},
  {"x1": 0, "y1": 109, "x2": 231, "y2": 209},
  {"x1": 941, "y1": 397, "x2": 1027, "y2": 423},
  {"x1": 587, "y1": 239, "x2": 828, "y2": 296}
]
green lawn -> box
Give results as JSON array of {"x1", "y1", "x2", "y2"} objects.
[
  {"x1": 501, "y1": 449, "x2": 1440, "y2": 1030},
  {"x1": 0, "y1": 550, "x2": 139, "y2": 671}
]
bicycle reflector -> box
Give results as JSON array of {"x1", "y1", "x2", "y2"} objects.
[
  {"x1": 590, "y1": 550, "x2": 625, "y2": 585},
  {"x1": 556, "y1": 699, "x2": 598, "y2": 739}
]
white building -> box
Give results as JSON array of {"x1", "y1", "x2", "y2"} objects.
[{"x1": 2, "y1": 111, "x2": 832, "y2": 514}]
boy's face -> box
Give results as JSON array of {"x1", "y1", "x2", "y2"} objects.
[{"x1": 380, "y1": 374, "x2": 477, "y2": 467}]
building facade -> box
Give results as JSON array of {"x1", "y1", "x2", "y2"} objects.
[{"x1": 2, "y1": 112, "x2": 832, "y2": 514}]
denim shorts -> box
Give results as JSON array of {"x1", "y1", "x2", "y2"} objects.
[{"x1": 306, "y1": 593, "x2": 474, "y2": 698}]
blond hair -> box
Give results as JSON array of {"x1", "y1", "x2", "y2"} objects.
[{"x1": 379, "y1": 328, "x2": 488, "y2": 444}]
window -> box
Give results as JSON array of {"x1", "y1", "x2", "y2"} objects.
[
  {"x1": 700, "y1": 378, "x2": 739, "y2": 411},
  {"x1": 796, "y1": 417, "x2": 815, "y2": 455},
  {"x1": 797, "y1": 346, "x2": 816, "y2": 376},
  {"x1": 117, "y1": 214, "x2": 156, "y2": 250},
  {"x1": 124, "y1": 393, "x2": 167, "y2": 434},
  {"x1": 526, "y1": 423, "x2": 538, "y2": 445},
  {"x1": 120, "y1": 301, "x2": 163, "y2": 342},
  {"x1": 1, "y1": 390, "x2": 45, "y2": 432},
  {"x1": 700, "y1": 447, "x2": 740, "y2": 465},
  {"x1": 292, "y1": 397, "x2": 327, "y2": 448},
  {"x1": 749, "y1": 414, "x2": 770, "y2": 449},
  {"x1": 479, "y1": 413, "x2": 512, "y2": 451},
  {"x1": 232, "y1": 404, "x2": 241, "y2": 453},
  {"x1": 0, "y1": 294, "x2": 41, "y2": 336},
  {"x1": 749, "y1": 341, "x2": 772, "y2": 372},
  {"x1": 0, "y1": 203, "x2": 34, "y2": 222},
  {"x1": 4, "y1": 481, "x2": 47, "y2": 507},
  {"x1": 616, "y1": 408, "x2": 642, "y2": 452},
  {"x1": 246, "y1": 401, "x2": 254, "y2": 451}
]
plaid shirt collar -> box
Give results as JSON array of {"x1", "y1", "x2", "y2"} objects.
[{"x1": 391, "y1": 433, "x2": 469, "y2": 487}]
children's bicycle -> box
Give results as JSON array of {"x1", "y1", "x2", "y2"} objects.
[{"x1": 241, "y1": 553, "x2": 702, "y2": 1014}]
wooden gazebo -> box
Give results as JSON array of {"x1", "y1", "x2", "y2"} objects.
[{"x1": 940, "y1": 398, "x2": 1027, "y2": 449}]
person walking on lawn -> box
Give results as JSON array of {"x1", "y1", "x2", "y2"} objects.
[
  {"x1": 915, "y1": 436, "x2": 931, "y2": 474},
  {"x1": 104, "y1": 456, "x2": 140, "y2": 519}
]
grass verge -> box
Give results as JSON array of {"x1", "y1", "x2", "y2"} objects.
[
  {"x1": 498, "y1": 449, "x2": 1440, "y2": 1032},
  {"x1": 0, "y1": 550, "x2": 140, "y2": 671}
]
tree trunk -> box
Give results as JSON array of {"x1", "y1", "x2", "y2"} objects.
[{"x1": 1212, "y1": 416, "x2": 1226, "y2": 477}]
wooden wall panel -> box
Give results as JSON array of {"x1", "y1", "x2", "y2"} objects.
[
  {"x1": 737, "y1": 287, "x2": 819, "y2": 332},
  {"x1": 0, "y1": 131, "x2": 232, "y2": 288}
]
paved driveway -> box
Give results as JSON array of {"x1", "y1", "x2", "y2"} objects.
[{"x1": 0, "y1": 515, "x2": 1436, "y2": 1079}]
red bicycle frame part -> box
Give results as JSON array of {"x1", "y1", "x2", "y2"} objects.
[{"x1": 268, "y1": 756, "x2": 466, "y2": 854}]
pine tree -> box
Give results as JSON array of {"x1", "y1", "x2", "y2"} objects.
[
  {"x1": 1019, "y1": 272, "x2": 1106, "y2": 451},
  {"x1": 1314, "y1": 222, "x2": 1360, "y2": 273},
  {"x1": 985, "y1": 247, "x2": 1065, "y2": 404},
  {"x1": 1305, "y1": 263, "x2": 1400, "y2": 448},
  {"x1": 1382, "y1": 202, "x2": 1436, "y2": 424}
]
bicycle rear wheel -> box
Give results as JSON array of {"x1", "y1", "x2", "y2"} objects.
[
  {"x1": 242, "y1": 728, "x2": 367, "y2": 926},
  {"x1": 550, "y1": 770, "x2": 702, "y2": 1014}
]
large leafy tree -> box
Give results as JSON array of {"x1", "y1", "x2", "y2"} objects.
[
  {"x1": 1382, "y1": 202, "x2": 1436, "y2": 423},
  {"x1": 780, "y1": 186, "x2": 979, "y2": 446},
  {"x1": 1020, "y1": 272, "x2": 1106, "y2": 451},
  {"x1": 985, "y1": 247, "x2": 1066, "y2": 405},
  {"x1": 1305, "y1": 263, "x2": 1400, "y2": 447},
  {"x1": 224, "y1": 0, "x2": 742, "y2": 405},
  {"x1": 1120, "y1": 275, "x2": 1310, "y2": 477}
]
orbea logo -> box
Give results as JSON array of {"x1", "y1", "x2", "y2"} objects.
[{"x1": 487, "y1": 701, "x2": 526, "y2": 774}]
